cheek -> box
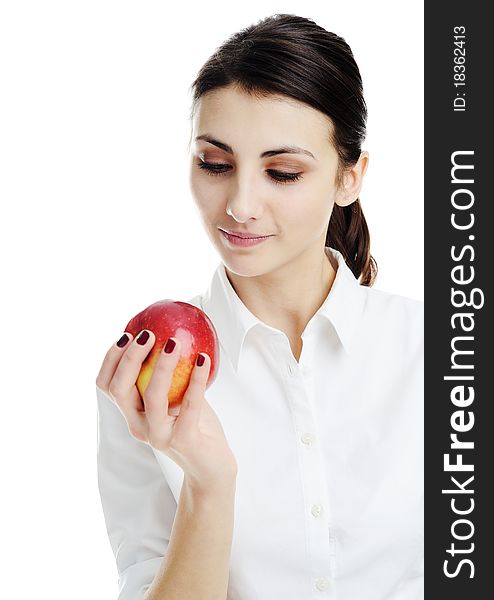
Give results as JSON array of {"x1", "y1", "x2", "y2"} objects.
[
  {"x1": 303, "y1": 179, "x2": 337, "y2": 226},
  {"x1": 189, "y1": 174, "x2": 224, "y2": 222},
  {"x1": 277, "y1": 189, "x2": 332, "y2": 236},
  {"x1": 189, "y1": 169, "x2": 203, "y2": 202}
]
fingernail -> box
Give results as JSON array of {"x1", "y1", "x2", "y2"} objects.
[
  {"x1": 196, "y1": 353, "x2": 205, "y2": 367},
  {"x1": 116, "y1": 333, "x2": 129, "y2": 348},
  {"x1": 164, "y1": 337, "x2": 176, "y2": 354},
  {"x1": 136, "y1": 330, "x2": 150, "y2": 345}
]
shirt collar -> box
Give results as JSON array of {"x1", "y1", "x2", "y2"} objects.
[{"x1": 201, "y1": 246, "x2": 368, "y2": 373}]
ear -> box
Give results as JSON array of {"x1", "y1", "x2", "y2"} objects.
[{"x1": 334, "y1": 151, "x2": 369, "y2": 208}]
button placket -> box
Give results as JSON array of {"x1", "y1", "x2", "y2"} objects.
[
  {"x1": 288, "y1": 406, "x2": 333, "y2": 594},
  {"x1": 281, "y1": 331, "x2": 334, "y2": 594},
  {"x1": 307, "y1": 401, "x2": 338, "y2": 582}
]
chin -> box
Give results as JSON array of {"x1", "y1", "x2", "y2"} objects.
[
  {"x1": 220, "y1": 255, "x2": 256, "y2": 277},
  {"x1": 221, "y1": 253, "x2": 279, "y2": 280}
]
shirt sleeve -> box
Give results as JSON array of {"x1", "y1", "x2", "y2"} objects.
[{"x1": 96, "y1": 385, "x2": 178, "y2": 599}]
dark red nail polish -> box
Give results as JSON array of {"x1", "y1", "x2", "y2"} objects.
[
  {"x1": 137, "y1": 330, "x2": 149, "y2": 345},
  {"x1": 164, "y1": 338, "x2": 176, "y2": 353},
  {"x1": 116, "y1": 333, "x2": 129, "y2": 348},
  {"x1": 196, "y1": 353, "x2": 205, "y2": 367}
]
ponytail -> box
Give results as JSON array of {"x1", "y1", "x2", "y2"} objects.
[{"x1": 326, "y1": 199, "x2": 377, "y2": 286}]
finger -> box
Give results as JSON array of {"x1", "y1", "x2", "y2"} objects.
[
  {"x1": 109, "y1": 329, "x2": 155, "y2": 400},
  {"x1": 108, "y1": 329, "x2": 155, "y2": 438},
  {"x1": 95, "y1": 332, "x2": 134, "y2": 393},
  {"x1": 176, "y1": 352, "x2": 211, "y2": 430},
  {"x1": 144, "y1": 337, "x2": 182, "y2": 434}
]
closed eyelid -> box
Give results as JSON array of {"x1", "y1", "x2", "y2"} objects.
[
  {"x1": 199, "y1": 160, "x2": 303, "y2": 173},
  {"x1": 196, "y1": 160, "x2": 304, "y2": 185},
  {"x1": 197, "y1": 153, "x2": 304, "y2": 171}
]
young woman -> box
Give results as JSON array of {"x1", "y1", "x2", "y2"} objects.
[{"x1": 96, "y1": 14, "x2": 423, "y2": 600}]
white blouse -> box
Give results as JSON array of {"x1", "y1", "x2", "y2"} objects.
[{"x1": 96, "y1": 246, "x2": 424, "y2": 600}]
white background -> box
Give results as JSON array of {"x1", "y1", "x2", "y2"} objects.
[{"x1": 0, "y1": 1, "x2": 423, "y2": 597}]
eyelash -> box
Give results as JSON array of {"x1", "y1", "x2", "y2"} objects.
[{"x1": 197, "y1": 161, "x2": 303, "y2": 185}]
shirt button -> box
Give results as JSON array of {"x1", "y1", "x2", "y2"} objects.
[
  {"x1": 315, "y1": 577, "x2": 330, "y2": 591},
  {"x1": 301, "y1": 432, "x2": 315, "y2": 446},
  {"x1": 311, "y1": 504, "x2": 323, "y2": 518},
  {"x1": 287, "y1": 363, "x2": 296, "y2": 376}
]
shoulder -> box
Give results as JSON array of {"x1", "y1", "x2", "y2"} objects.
[
  {"x1": 359, "y1": 286, "x2": 423, "y2": 353},
  {"x1": 363, "y1": 285, "x2": 423, "y2": 323}
]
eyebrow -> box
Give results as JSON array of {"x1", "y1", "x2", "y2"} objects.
[{"x1": 194, "y1": 134, "x2": 316, "y2": 160}]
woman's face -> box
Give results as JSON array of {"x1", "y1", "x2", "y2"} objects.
[{"x1": 188, "y1": 84, "x2": 363, "y2": 278}]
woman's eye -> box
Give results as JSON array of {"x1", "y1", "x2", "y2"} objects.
[
  {"x1": 267, "y1": 169, "x2": 303, "y2": 184},
  {"x1": 196, "y1": 161, "x2": 303, "y2": 185},
  {"x1": 197, "y1": 162, "x2": 230, "y2": 175}
]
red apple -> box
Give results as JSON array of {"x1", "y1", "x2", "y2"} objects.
[{"x1": 124, "y1": 300, "x2": 219, "y2": 410}]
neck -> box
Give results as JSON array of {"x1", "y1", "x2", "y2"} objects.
[{"x1": 225, "y1": 245, "x2": 337, "y2": 342}]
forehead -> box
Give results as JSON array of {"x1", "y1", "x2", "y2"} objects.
[{"x1": 192, "y1": 85, "x2": 334, "y2": 156}]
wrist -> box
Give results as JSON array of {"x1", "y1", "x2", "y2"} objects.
[{"x1": 184, "y1": 472, "x2": 237, "y2": 501}]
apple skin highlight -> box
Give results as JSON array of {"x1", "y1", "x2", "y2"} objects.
[{"x1": 124, "y1": 300, "x2": 220, "y2": 410}]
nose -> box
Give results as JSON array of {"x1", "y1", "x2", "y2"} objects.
[{"x1": 226, "y1": 173, "x2": 264, "y2": 223}]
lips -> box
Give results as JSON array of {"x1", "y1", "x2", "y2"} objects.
[
  {"x1": 220, "y1": 228, "x2": 271, "y2": 239},
  {"x1": 219, "y1": 229, "x2": 273, "y2": 248}
]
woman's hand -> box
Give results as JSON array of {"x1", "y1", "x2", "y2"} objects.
[{"x1": 96, "y1": 330, "x2": 238, "y2": 492}]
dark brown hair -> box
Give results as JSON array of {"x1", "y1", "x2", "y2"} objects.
[{"x1": 188, "y1": 13, "x2": 377, "y2": 286}]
